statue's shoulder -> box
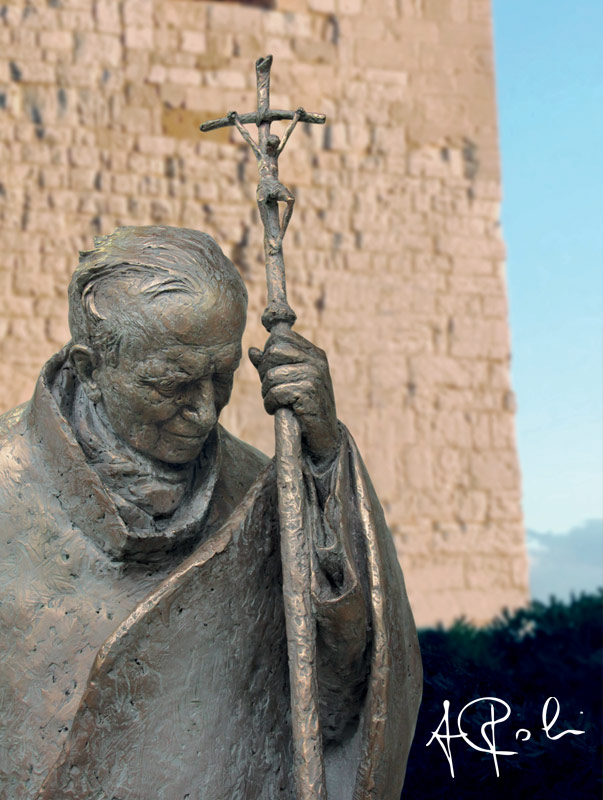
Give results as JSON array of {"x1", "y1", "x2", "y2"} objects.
[
  {"x1": 0, "y1": 402, "x2": 35, "y2": 504},
  {"x1": 0, "y1": 400, "x2": 37, "y2": 548},
  {"x1": 0, "y1": 401, "x2": 29, "y2": 440},
  {"x1": 0, "y1": 402, "x2": 32, "y2": 469}
]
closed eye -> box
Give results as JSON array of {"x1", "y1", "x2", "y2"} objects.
[{"x1": 142, "y1": 378, "x2": 183, "y2": 397}]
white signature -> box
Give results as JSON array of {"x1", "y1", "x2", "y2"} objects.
[{"x1": 427, "y1": 696, "x2": 586, "y2": 777}]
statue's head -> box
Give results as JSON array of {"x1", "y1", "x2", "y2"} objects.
[
  {"x1": 68, "y1": 226, "x2": 247, "y2": 465},
  {"x1": 266, "y1": 134, "x2": 280, "y2": 154}
]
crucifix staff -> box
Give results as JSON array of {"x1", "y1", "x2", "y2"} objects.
[{"x1": 201, "y1": 55, "x2": 327, "y2": 800}]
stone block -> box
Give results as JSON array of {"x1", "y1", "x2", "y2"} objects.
[
  {"x1": 464, "y1": 553, "x2": 513, "y2": 590},
  {"x1": 47, "y1": 315, "x2": 70, "y2": 345},
  {"x1": 95, "y1": 0, "x2": 121, "y2": 33},
  {"x1": 167, "y1": 67, "x2": 201, "y2": 87},
  {"x1": 470, "y1": 450, "x2": 519, "y2": 491},
  {"x1": 457, "y1": 489, "x2": 488, "y2": 522},
  {"x1": 337, "y1": 0, "x2": 363, "y2": 13},
  {"x1": 309, "y1": 0, "x2": 336, "y2": 11},
  {"x1": 469, "y1": 411, "x2": 490, "y2": 449},
  {"x1": 355, "y1": 38, "x2": 415, "y2": 71},
  {"x1": 452, "y1": 256, "x2": 494, "y2": 275},
  {"x1": 16, "y1": 61, "x2": 56, "y2": 84},
  {"x1": 39, "y1": 30, "x2": 73, "y2": 50},
  {"x1": 483, "y1": 293, "x2": 508, "y2": 318},
  {"x1": 405, "y1": 446, "x2": 434, "y2": 489},
  {"x1": 69, "y1": 167, "x2": 98, "y2": 191},
  {"x1": 181, "y1": 30, "x2": 207, "y2": 53},
  {"x1": 450, "y1": 318, "x2": 510, "y2": 359},
  {"x1": 124, "y1": 27, "x2": 154, "y2": 50},
  {"x1": 432, "y1": 410, "x2": 472, "y2": 448},
  {"x1": 491, "y1": 414, "x2": 516, "y2": 449},
  {"x1": 263, "y1": 11, "x2": 312, "y2": 37},
  {"x1": 488, "y1": 490, "x2": 522, "y2": 521},
  {"x1": 470, "y1": 0, "x2": 492, "y2": 22},
  {"x1": 277, "y1": 0, "x2": 310, "y2": 11},
  {"x1": 207, "y1": 2, "x2": 263, "y2": 34},
  {"x1": 436, "y1": 446, "x2": 467, "y2": 483},
  {"x1": 74, "y1": 33, "x2": 122, "y2": 68},
  {"x1": 406, "y1": 554, "x2": 466, "y2": 593}
]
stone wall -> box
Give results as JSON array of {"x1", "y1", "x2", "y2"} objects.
[{"x1": 0, "y1": 0, "x2": 527, "y2": 626}]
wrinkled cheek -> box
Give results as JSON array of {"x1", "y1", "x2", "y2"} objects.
[
  {"x1": 125, "y1": 408, "x2": 177, "y2": 447},
  {"x1": 107, "y1": 400, "x2": 167, "y2": 448},
  {"x1": 109, "y1": 415, "x2": 156, "y2": 452},
  {"x1": 127, "y1": 423, "x2": 159, "y2": 447},
  {"x1": 124, "y1": 391, "x2": 178, "y2": 422}
]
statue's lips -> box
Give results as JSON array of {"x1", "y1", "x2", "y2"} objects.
[{"x1": 163, "y1": 429, "x2": 208, "y2": 441}]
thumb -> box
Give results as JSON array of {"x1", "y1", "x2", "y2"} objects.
[{"x1": 248, "y1": 346, "x2": 263, "y2": 370}]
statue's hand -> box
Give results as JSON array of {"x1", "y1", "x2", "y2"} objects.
[{"x1": 249, "y1": 330, "x2": 340, "y2": 468}]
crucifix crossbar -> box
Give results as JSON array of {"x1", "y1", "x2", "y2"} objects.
[{"x1": 200, "y1": 106, "x2": 326, "y2": 132}]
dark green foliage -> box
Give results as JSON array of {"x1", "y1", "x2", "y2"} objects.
[{"x1": 403, "y1": 591, "x2": 603, "y2": 799}]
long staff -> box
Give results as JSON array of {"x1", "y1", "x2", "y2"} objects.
[{"x1": 201, "y1": 56, "x2": 327, "y2": 799}]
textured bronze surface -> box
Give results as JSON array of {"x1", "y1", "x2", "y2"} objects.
[{"x1": 0, "y1": 56, "x2": 421, "y2": 800}]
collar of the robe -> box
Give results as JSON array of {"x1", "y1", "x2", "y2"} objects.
[{"x1": 26, "y1": 345, "x2": 222, "y2": 564}]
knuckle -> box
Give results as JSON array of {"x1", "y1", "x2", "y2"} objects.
[
  {"x1": 263, "y1": 389, "x2": 277, "y2": 412},
  {"x1": 302, "y1": 367, "x2": 320, "y2": 384}
]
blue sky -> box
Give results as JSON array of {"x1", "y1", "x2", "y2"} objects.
[{"x1": 492, "y1": 1, "x2": 603, "y2": 534}]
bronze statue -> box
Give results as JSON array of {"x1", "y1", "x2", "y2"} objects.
[{"x1": 0, "y1": 57, "x2": 421, "y2": 800}]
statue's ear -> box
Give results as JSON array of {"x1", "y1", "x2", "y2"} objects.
[{"x1": 69, "y1": 345, "x2": 102, "y2": 403}]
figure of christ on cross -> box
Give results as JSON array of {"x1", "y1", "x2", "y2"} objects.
[
  {"x1": 228, "y1": 107, "x2": 302, "y2": 250},
  {"x1": 200, "y1": 54, "x2": 326, "y2": 330}
]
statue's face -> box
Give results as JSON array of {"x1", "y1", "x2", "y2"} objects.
[
  {"x1": 92, "y1": 291, "x2": 245, "y2": 464},
  {"x1": 266, "y1": 134, "x2": 280, "y2": 153}
]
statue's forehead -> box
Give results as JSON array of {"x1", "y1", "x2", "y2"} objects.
[
  {"x1": 151, "y1": 293, "x2": 244, "y2": 337},
  {"x1": 135, "y1": 341, "x2": 242, "y2": 376},
  {"x1": 118, "y1": 297, "x2": 244, "y2": 363},
  {"x1": 104, "y1": 281, "x2": 243, "y2": 337}
]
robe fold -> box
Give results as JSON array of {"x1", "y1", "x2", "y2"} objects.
[{"x1": 0, "y1": 350, "x2": 421, "y2": 800}]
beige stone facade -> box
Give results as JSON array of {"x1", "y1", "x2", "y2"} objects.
[{"x1": 0, "y1": 0, "x2": 527, "y2": 626}]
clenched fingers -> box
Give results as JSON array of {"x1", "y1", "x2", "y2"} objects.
[
  {"x1": 260, "y1": 363, "x2": 322, "y2": 399},
  {"x1": 263, "y1": 379, "x2": 318, "y2": 416}
]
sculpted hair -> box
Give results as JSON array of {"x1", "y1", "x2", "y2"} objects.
[{"x1": 68, "y1": 226, "x2": 248, "y2": 366}]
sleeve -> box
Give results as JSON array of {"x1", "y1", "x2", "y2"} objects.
[{"x1": 303, "y1": 423, "x2": 372, "y2": 743}]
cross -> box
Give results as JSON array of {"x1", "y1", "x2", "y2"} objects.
[
  {"x1": 201, "y1": 56, "x2": 328, "y2": 800},
  {"x1": 200, "y1": 54, "x2": 326, "y2": 332}
]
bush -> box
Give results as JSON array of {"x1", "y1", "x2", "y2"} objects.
[{"x1": 402, "y1": 591, "x2": 603, "y2": 799}]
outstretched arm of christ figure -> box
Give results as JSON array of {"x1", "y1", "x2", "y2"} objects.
[
  {"x1": 276, "y1": 107, "x2": 303, "y2": 155},
  {"x1": 228, "y1": 111, "x2": 261, "y2": 161}
]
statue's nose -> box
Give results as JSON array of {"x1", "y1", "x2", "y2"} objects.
[{"x1": 179, "y1": 380, "x2": 217, "y2": 429}]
